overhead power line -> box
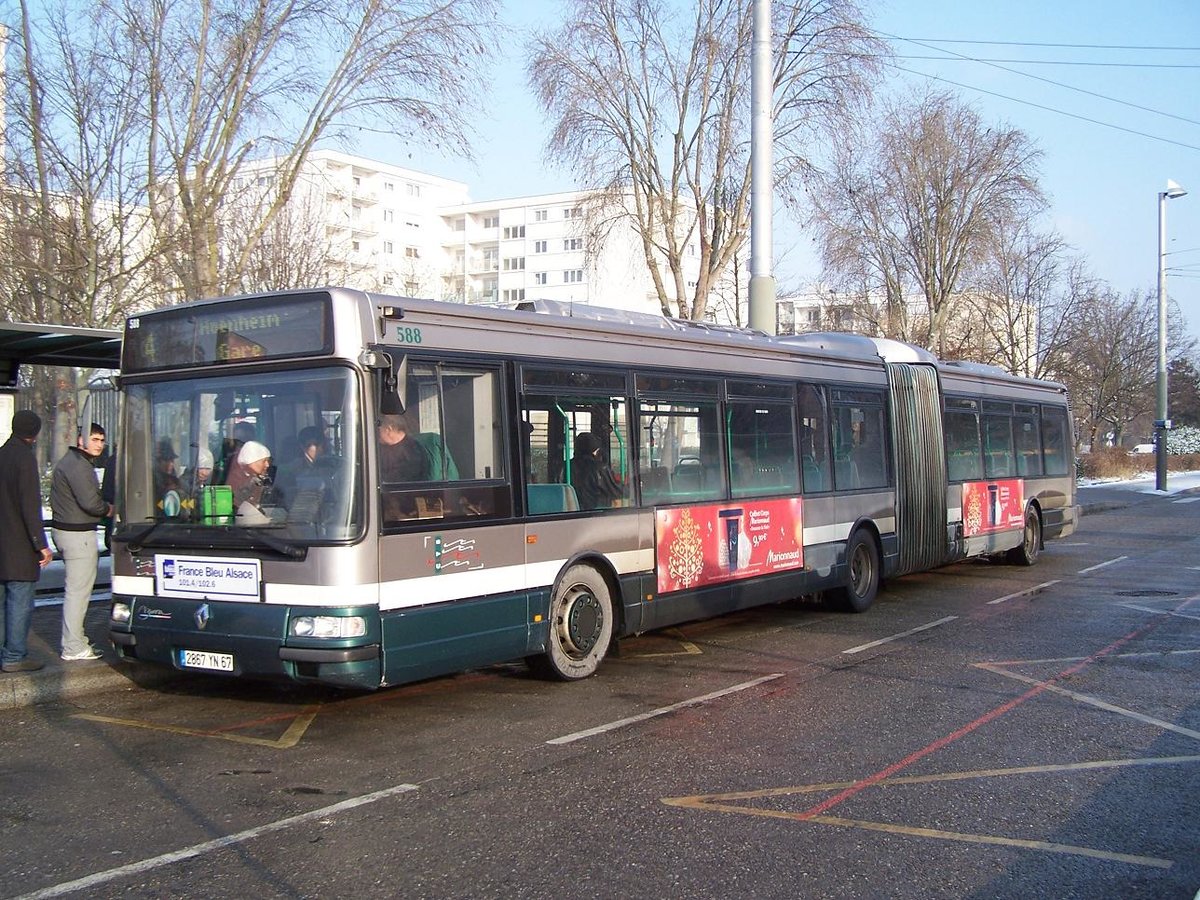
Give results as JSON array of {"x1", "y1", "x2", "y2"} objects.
[
  {"x1": 879, "y1": 31, "x2": 1200, "y2": 131},
  {"x1": 893, "y1": 38, "x2": 1200, "y2": 52},
  {"x1": 892, "y1": 66, "x2": 1200, "y2": 153},
  {"x1": 894, "y1": 55, "x2": 1200, "y2": 69}
]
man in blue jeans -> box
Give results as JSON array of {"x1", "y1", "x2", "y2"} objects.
[
  {"x1": 0, "y1": 411, "x2": 53, "y2": 673},
  {"x1": 50, "y1": 422, "x2": 111, "y2": 661}
]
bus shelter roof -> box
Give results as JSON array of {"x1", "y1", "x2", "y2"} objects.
[{"x1": 0, "y1": 321, "x2": 122, "y2": 386}]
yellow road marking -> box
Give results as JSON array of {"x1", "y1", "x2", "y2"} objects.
[
  {"x1": 74, "y1": 708, "x2": 319, "y2": 749},
  {"x1": 806, "y1": 815, "x2": 1172, "y2": 869},
  {"x1": 626, "y1": 628, "x2": 703, "y2": 658}
]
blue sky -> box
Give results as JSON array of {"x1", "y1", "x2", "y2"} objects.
[{"x1": 361, "y1": 0, "x2": 1200, "y2": 341}]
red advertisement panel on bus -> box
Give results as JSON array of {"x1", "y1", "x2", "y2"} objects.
[{"x1": 655, "y1": 498, "x2": 804, "y2": 593}]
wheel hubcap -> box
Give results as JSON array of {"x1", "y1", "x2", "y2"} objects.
[
  {"x1": 852, "y1": 547, "x2": 871, "y2": 594},
  {"x1": 559, "y1": 588, "x2": 603, "y2": 657}
]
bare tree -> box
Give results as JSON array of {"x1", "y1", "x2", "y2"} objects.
[
  {"x1": 3, "y1": 2, "x2": 166, "y2": 321},
  {"x1": 112, "y1": 0, "x2": 498, "y2": 299},
  {"x1": 1047, "y1": 288, "x2": 1166, "y2": 449},
  {"x1": 528, "y1": 0, "x2": 882, "y2": 321},
  {"x1": 966, "y1": 223, "x2": 1066, "y2": 375},
  {"x1": 807, "y1": 129, "x2": 913, "y2": 341},
  {"x1": 224, "y1": 185, "x2": 334, "y2": 294},
  {"x1": 808, "y1": 89, "x2": 1045, "y2": 354},
  {"x1": 3, "y1": 2, "x2": 163, "y2": 451},
  {"x1": 1029, "y1": 255, "x2": 1093, "y2": 381}
]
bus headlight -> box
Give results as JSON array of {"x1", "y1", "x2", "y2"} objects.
[
  {"x1": 111, "y1": 602, "x2": 131, "y2": 624},
  {"x1": 290, "y1": 615, "x2": 367, "y2": 639}
]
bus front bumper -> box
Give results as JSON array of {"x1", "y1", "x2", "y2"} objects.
[{"x1": 110, "y1": 595, "x2": 382, "y2": 690}]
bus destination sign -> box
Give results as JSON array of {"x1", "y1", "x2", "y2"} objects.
[{"x1": 123, "y1": 292, "x2": 333, "y2": 372}]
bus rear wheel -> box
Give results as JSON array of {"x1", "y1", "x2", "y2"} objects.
[
  {"x1": 528, "y1": 564, "x2": 614, "y2": 681},
  {"x1": 1007, "y1": 507, "x2": 1042, "y2": 566},
  {"x1": 831, "y1": 529, "x2": 880, "y2": 613}
]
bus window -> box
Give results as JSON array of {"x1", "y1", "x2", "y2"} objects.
[
  {"x1": 727, "y1": 400, "x2": 798, "y2": 498},
  {"x1": 380, "y1": 363, "x2": 510, "y2": 524},
  {"x1": 1013, "y1": 406, "x2": 1043, "y2": 476},
  {"x1": 520, "y1": 391, "x2": 630, "y2": 513},
  {"x1": 798, "y1": 384, "x2": 831, "y2": 493},
  {"x1": 637, "y1": 399, "x2": 723, "y2": 504},
  {"x1": 945, "y1": 398, "x2": 983, "y2": 482},
  {"x1": 982, "y1": 414, "x2": 1015, "y2": 478},
  {"x1": 831, "y1": 389, "x2": 888, "y2": 490},
  {"x1": 123, "y1": 367, "x2": 363, "y2": 541},
  {"x1": 1041, "y1": 406, "x2": 1070, "y2": 476}
]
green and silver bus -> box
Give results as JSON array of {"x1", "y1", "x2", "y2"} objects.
[{"x1": 108, "y1": 288, "x2": 1079, "y2": 689}]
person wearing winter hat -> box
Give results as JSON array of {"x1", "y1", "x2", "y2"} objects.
[
  {"x1": 225, "y1": 440, "x2": 273, "y2": 512},
  {"x1": 0, "y1": 411, "x2": 53, "y2": 672},
  {"x1": 192, "y1": 447, "x2": 215, "y2": 486},
  {"x1": 180, "y1": 447, "x2": 215, "y2": 520}
]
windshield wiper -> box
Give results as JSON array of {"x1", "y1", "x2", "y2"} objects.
[
  {"x1": 126, "y1": 519, "x2": 170, "y2": 553},
  {"x1": 240, "y1": 529, "x2": 306, "y2": 560},
  {"x1": 126, "y1": 519, "x2": 304, "y2": 560}
]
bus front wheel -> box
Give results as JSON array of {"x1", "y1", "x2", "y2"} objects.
[
  {"x1": 1007, "y1": 507, "x2": 1042, "y2": 566},
  {"x1": 528, "y1": 564, "x2": 614, "y2": 681},
  {"x1": 832, "y1": 529, "x2": 880, "y2": 613}
]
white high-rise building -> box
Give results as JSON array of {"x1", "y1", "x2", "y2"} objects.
[{"x1": 238, "y1": 150, "x2": 718, "y2": 318}]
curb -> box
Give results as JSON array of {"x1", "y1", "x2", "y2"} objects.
[
  {"x1": 0, "y1": 601, "x2": 181, "y2": 711},
  {"x1": 0, "y1": 659, "x2": 180, "y2": 711}
]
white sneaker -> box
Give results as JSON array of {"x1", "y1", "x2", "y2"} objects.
[{"x1": 61, "y1": 646, "x2": 104, "y2": 661}]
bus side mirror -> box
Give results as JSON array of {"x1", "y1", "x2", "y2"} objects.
[{"x1": 362, "y1": 349, "x2": 406, "y2": 415}]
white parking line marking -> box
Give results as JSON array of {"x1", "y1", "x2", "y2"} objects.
[
  {"x1": 987, "y1": 580, "x2": 1060, "y2": 605},
  {"x1": 546, "y1": 674, "x2": 784, "y2": 745},
  {"x1": 1078, "y1": 556, "x2": 1128, "y2": 575},
  {"x1": 1173, "y1": 497, "x2": 1200, "y2": 504},
  {"x1": 977, "y1": 664, "x2": 1200, "y2": 741},
  {"x1": 841, "y1": 617, "x2": 958, "y2": 655},
  {"x1": 1119, "y1": 603, "x2": 1200, "y2": 623},
  {"x1": 15, "y1": 783, "x2": 420, "y2": 900}
]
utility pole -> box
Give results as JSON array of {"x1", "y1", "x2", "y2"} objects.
[
  {"x1": 747, "y1": 0, "x2": 776, "y2": 334},
  {"x1": 1156, "y1": 180, "x2": 1187, "y2": 492}
]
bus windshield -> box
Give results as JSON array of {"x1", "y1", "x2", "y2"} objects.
[{"x1": 119, "y1": 365, "x2": 363, "y2": 546}]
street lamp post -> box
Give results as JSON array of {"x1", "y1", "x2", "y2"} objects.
[{"x1": 1156, "y1": 179, "x2": 1187, "y2": 492}]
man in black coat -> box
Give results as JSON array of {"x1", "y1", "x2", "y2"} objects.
[{"x1": 0, "y1": 411, "x2": 53, "y2": 672}]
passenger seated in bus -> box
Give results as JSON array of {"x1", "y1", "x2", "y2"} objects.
[
  {"x1": 570, "y1": 431, "x2": 622, "y2": 509},
  {"x1": 413, "y1": 431, "x2": 459, "y2": 480},
  {"x1": 154, "y1": 440, "x2": 182, "y2": 508},
  {"x1": 179, "y1": 448, "x2": 214, "y2": 519},
  {"x1": 225, "y1": 440, "x2": 275, "y2": 523},
  {"x1": 214, "y1": 421, "x2": 257, "y2": 484},
  {"x1": 377, "y1": 413, "x2": 430, "y2": 483},
  {"x1": 276, "y1": 426, "x2": 331, "y2": 522},
  {"x1": 277, "y1": 426, "x2": 327, "y2": 491}
]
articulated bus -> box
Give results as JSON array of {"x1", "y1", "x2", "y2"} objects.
[{"x1": 108, "y1": 288, "x2": 1079, "y2": 689}]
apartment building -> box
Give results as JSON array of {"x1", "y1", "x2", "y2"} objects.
[{"x1": 239, "y1": 150, "x2": 712, "y2": 318}]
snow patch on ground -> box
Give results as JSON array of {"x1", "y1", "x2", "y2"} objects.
[{"x1": 1077, "y1": 470, "x2": 1200, "y2": 495}]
